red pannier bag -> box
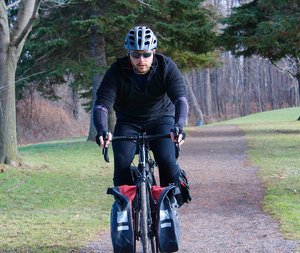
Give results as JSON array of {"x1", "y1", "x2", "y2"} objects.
[
  {"x1": 107, "y1": 185, "x2": 136, "y2": 253},
  {"x1": 152, "y1": 185, "x2": 180, "y2": 252}
]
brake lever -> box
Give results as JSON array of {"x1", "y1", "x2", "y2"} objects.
[
  {"x1": 174, "y1": 126, "x2": 181, "y2": 159},
  {"x1": 102, "y1": 131, "x2": 110, "y2": 163}
]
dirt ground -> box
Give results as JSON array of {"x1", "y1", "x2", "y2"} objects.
[{"x1": 83, "y1": 125, "x2": 299, "y2": 253}]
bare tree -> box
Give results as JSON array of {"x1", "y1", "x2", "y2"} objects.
[
  {"x1": 0, "y1": 0, "x2": 43, "y2": 165},
  {"x1": 273, "y1": 57, "x2": 300, "y2": 108},
  {"x1": 184, "y1": 73, "x2": 204, "y2": 124},
  {"x1": 182, "y1": 0, "x2": 299, "y2": 125},
  {"x1": 206, "y1": 68, "x2": 213, "y2": 117}
]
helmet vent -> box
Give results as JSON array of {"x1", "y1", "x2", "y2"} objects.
[{"x1": 138, "y1": 39, "x2": 142, "y2": 46}]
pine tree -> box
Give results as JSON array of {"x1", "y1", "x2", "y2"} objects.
[{"x1": 18, "y1": 0, "x2": 219, "y2": 104}]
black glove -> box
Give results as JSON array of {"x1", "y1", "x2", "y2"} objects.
[
  {"x1": 171, "y1": 125, "x2": 185, "y2": 159},
  {"x1": 95, "y1": 130, "x2": 110, "y2": 146},
  {"x1": 171, "y1": 125, "x2": 186, "y2": 141},
  {"x1": 95, "y1": 131, "x2": 111, "y2": 163}
]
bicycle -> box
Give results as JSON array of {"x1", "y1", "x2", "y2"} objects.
[{"x1": 103, "y1": 130, "x2": 181, "y2": 253}]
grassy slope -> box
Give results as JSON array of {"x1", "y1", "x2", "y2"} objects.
[
  {"x1": 210, "y1": 107, "x2": 300, "y2": 240},
  {"x1": 0, "y1": 137, "x2": 114, "y2": 252}
]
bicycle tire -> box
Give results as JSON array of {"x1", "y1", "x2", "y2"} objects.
[
  {"x1": 150, "y1": 227, "x2": 157, "y2": 253},
  {"x1": 141, "y1": 181, "x2": 150, "y2": 253},
  {"x1": 149, "y1": 192, "x2": 157, "y2": 253}
]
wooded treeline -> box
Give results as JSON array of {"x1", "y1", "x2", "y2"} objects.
[
  {"x1": 185, "y1": 0, "x2": 299, "y2": 125},
  {"x1": 186, "y1": 53, "x2": 298, "y2": 125},
  {"x1": 15, "y1": 0, "x2": 300, "y2": 143},
  {"x1": 13, "y1": 0, "x2": 300, "y2": 137}
]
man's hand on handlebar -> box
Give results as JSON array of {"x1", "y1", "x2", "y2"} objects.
[
  {"x1": 98, "y1": 131, "x2": 112, "y2": 148},
  {"x1": 96, "y1": 130, "x2": 112, "y2": 163},
  {"x1": 170, "y1": 125, "x2": 186, "y2": 146},
  {"x1": 170, "y1": 132, "x2": 185, "y2": 145}
]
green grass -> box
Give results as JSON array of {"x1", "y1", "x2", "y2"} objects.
[
  {"x1": 209, "y1": 107, "x2": 300, "y2": 240},
  {"x1": 0, "y1": 137, "x2": 114, "y2": 252}
]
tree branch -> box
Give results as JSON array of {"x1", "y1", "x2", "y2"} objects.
[
  {"x1": 12, "y1": 0, "x2": 42, "y2": 47},
  {"x1": 6, "y1": 0, "x2": 22, "y2": 10},
  {"x1": 40, "y1": 0, "x2": 73, "y2": 10},
  {"x1": 15, "y1": 70, "x2": 49, "y2": 83},
  {"x1": 137, "y1": 0, "x2": 156, "y2": 10},
  {"x1": 273, "y1": 61, "x2": 297, "y2": 78}
]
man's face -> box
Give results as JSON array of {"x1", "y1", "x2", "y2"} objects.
[{"x1": 129, "y1": 50, "x2": 155, "y2": 75}]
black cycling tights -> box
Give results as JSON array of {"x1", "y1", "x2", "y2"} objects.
[{"x1": 112, "y1": 117, "x2": 180, "y2": 187}]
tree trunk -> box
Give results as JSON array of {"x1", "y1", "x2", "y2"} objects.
[
  {"x1": 206, "y1": 68, "x2": 212, "y2": 117},
  {"x1": 241, "y1": 57, "x2": 248, "y2": 116},
  {"x1": 0, "y1": 53, "x2": 20, "y2": 165},
  {"x1": 87, "y1": 72, "x2": 102, "y2": 141},
  {"x1": 0, "y1": 0, "x2": 41, "y2": 165},
  {"x1": 268, "y1": 66, "x2": 276, "y2": 110},
  {"x1": 86, "y1": 5, "x2": 108, "y2": 141},
  {"x1": 296, "y1": 58, "x2": 300, "y2": 111},
  {"x1": 184, "y1": 73, "x2": 204, "y2": 124},
  {"x1": 108, "y1": 107, "x2": 115, "y2": 132},
  {"x1": 296, "y1": 67, "x2": 300, "y2": 120},
  {"x1": 72, "y1": 87, "x2": 79, "y2": 120}
]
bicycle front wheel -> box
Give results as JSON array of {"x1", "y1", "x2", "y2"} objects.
[{"x1": 141, "y1": 181, "x2": 150, "y2": 253}]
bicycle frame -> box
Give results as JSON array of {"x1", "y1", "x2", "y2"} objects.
[
  {"x1": 109, "y1": 133, "x2": 171, "y2": 253},
  {"x1": 135, "y1": 134, "x2": 159, "y2": 253}
]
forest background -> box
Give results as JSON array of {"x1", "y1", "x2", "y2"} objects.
[{"x1": 5, "y1": 0, "x2": 300, "y2": 146}]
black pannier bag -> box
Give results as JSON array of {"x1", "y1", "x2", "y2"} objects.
[
  {"x1": 152, "y1": 185, "x2": 180, "y2": 253},
  {"x1": 107, "y1": 185, "x2": 136, "y2": 253},
  {"x1": 176, "y1": 168, "x2": 192, "y2": 207}
]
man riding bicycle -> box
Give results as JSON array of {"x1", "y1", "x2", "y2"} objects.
[{"x1": 93, "y1": 26, "x2": 188, "y2": 188}]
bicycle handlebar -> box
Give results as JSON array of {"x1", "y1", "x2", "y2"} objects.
[
  {"x1": 173, "y1": 126, "x2": 181, "y2": 159},
  {"x1": 112, "y1": 133, "x2": 171, "y2": 142},
  {"x1": 102, "y1": 133, "x2": 181, "y2": 163}
]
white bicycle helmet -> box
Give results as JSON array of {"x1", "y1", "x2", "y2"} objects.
[{"x1": 124, "y1": 26, "x2": 157, "y2": 51}]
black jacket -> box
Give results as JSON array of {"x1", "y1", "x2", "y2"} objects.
[{"x1": 94, "y1": 53, "x2": 187, "y2": 132}]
